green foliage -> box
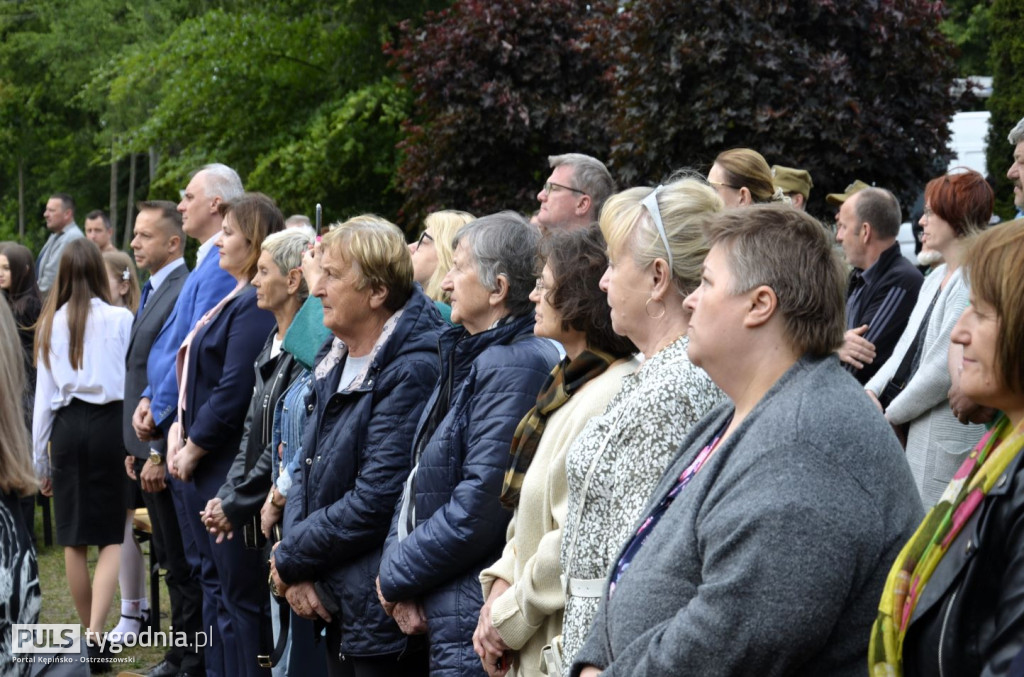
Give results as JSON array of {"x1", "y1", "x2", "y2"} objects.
[
  {"x1": 940, "y1": 0, "x2": 994, "y2": 77},
  {"x1": 984, "y1": 0, "x2": 1024, "y2": 219},
  {"x1": 248, "y1": 78, "x2": 411, "y2": 225},
  {"x1": 390, "y1": 0, "x2": 614, "y2": 225},
  {"x1": 598, "y1": 0, "x2": 958, "y2": 217}
]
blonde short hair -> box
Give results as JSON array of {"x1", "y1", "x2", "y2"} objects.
[
  {"x1": 422, "y1": 210, "x2": 475, "y2": 301},
  {"x1": 600, "y1": 177, "x2": 723, "y2": 297},
  {"x1": 322, "y1": 215, "x2": 413, "y2": 311}
]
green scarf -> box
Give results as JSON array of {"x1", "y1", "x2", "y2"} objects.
[
  {"x1": 869, "y1": 413, "x2": 1024, "y2": 676},
  {"x1": 499, "y1": 348, "x2": 619, "y2": 509}
]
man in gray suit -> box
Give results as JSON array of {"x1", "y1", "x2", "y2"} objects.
[
  {"x1": 36, "y1": 192, "x2": 84, "y2": 294},
  {"x1": 121, "y1": 201, "x2": 203, "y2": 677}
]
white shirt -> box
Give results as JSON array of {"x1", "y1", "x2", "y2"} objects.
[
  {"x1": 195, "y1": 231, "x2": 221, "y2": 268},
  {"x1": 147, "y1": 257, "x2": 186, "y2": 293},
  {"x1": 32, "y1": 298, "x2": 134, "y2": 476}
]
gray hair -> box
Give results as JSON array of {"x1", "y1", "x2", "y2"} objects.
[
  {"x1": 199, "y1": 163, "x2": 244, "y2": 201},
  {"x1": 549, "y1": 153, "x2": 616, "y2": 214},
  {"x1": 452, "y1": 211, "x2": 540, "y2": 317},
  {"x1": 262, "y1": 229, "x2": 313, "y2": 299},
  {"x1": 1009, "y1": 117, "x2": 1024, "y2": 146},
  {"x1": 852, "y1": 187, "x2": 901, "y2": 240}
]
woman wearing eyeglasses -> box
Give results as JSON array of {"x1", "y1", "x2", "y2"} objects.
[
  {"x1": 410, "y1": 210, "x2": 475, "y2": 324},
  {"x1": 557, "y1": 178, "x2": 723, "y2": 672},
  {"x1": 707, "y1": 148, "x2": 786, "y2": 208}
]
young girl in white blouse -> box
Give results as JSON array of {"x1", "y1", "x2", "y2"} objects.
[
  {"x1": 33, "y1": 239, "x2": 134, "y2": 652},
  {"x1": 102, "y1": 249, "x2": 152, "y2": 645}
]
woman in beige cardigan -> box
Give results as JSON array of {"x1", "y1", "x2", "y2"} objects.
[{"x1": 473, "y1": 225, "x2": 638, "y2": 677}]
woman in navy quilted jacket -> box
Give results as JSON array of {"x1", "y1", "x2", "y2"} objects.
[
  {"x1": 270, "y1": 216, "x2": 445, "y2": 677},
  {"x1": 377, "y1": 212, "x2": 560, "y2": 677}
]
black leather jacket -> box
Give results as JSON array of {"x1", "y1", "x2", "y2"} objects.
[
  {"x1": 216, "y1": 328, "x2": 301, "y2": 529},
  {"x1": 903, "y1": 439, "x2": 1024, "y2": 677}
]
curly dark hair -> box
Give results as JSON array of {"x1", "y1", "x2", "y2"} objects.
[{"x1": 540, "y1": 225, "x2": 636, "y2": 357}]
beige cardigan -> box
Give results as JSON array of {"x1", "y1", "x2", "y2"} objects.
[{"x1": 479, "y1": 357, "x2": 639, "y2": 677}]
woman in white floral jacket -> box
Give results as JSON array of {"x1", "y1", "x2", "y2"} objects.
[{"x1": 558, "y1": 178, "x2": 723, "y2": 672}]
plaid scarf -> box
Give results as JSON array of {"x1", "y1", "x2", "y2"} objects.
[
  {"x1": 869, "y1": 413, "x2": 1024, "y2": 676},
  {"x1": 499, "y1": 348, "x2": 619, "y2": 509}
]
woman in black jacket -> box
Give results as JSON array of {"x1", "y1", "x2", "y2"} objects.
[
  {"x1": 870, "y1": 219, "x2": 1024, "y2": 676},
  {"x1": 270, "y1": 216, "x2": 445, "y2": 677}
]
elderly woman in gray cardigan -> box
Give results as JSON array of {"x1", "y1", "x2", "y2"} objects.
[
  {"x1": 572, "y1": 205, "x2": 923, "y2": 677},
  {"x1": 865, "y1": 170, "x2": 992, "y2": 506}
]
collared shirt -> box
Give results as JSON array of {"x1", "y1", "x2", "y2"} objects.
[
  {"x1": 32, "y1": 298, "x2": 133, "y2": 476},
  {"x1": 147, "y1": 257, "x2": 186, "y2": 293},
  {"x1": 37, "y1": 223, "x2": 84, "y2": 293},
  {"x1": 195, "y1": 231, "x2": 221, "y2": 268}
]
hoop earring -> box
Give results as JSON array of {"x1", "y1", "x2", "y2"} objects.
[{"x1": 645, "y1": 297, "x2": 666, "y2": 320}]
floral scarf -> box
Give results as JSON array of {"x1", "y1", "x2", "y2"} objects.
[
  {"x1": 499, "y1": 348, "x2": 619, "y2": 509},
  {"x1": 869, "y1": 413, "x2": 1024, "y2": 676}
]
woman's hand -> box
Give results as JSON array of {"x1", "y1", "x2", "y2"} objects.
[
  {"x1": 285, "y1": 581, "x2": 332, "y2": 622},
  {"x1": 392, "y1": 600, "x2": 428, "y2": 635},
  {"x1": 174, "y1": 439, "x2": 208, "y2": 482},
  {"x1": 376, "y1": 575, "x2": 396, "y2": 616},
  {"x1": 39, "y1": 477, "x2": 53, "y2": 498},
  {"x1": 201, "y1": 497, "x2": 233, "y2": 543},
  {"x1": 125, "y1": 455, "x2": 137, "y2": 480},
  {"x1": 474, "y1": 579, "x2": 512, "y2": 674},
  {"x1": 261, "y1": 489, "x2": 284, "y2": 539},
  {"x1": 865, "y1": 389, "x2": 884, "y2": 413},
  {"x1": 166, "y1": 422, "x2": 183, "y2": 476}
]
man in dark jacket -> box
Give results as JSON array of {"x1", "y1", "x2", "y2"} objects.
[{"x1": 835, "y1": 187, "x2": 923, "y2": 384}]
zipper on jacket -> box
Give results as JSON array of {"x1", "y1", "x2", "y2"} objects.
[{"x1": 937, "y1": 588, "x2": 958, "y2": 677}]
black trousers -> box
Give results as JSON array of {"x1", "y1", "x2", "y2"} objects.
[
  {"x1": 324, "y1": 624, "x2": 428, "y2": 677},
  {"x1": 134, "y1": 456, "x2": 205, "y2": 673}
]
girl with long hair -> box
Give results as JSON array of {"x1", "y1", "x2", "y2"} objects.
[{"x1": 32, "y1": 238, "x2": 133, "y2": 654}]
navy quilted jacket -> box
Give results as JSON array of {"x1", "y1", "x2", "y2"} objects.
[
  {"x1": 379, "y1": 312, "x2": 560, "y2": 676},
  {"x1": 274, "y1": 288, "x2": 444, "y2": 658}
]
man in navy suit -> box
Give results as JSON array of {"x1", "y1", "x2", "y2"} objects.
[
  {"x1": 122, "y1": 201, "x2": 202, "y2": 677},
  {"x1": 835, "y1": 187, "x2": 924, "y2": 384},
  {"x1": 131, "y1": 164, "x2": 242, "y2": 677}
]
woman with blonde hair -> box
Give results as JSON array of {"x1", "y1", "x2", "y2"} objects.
[
  {"x1": 707, "y1": 148, "x2": 785, "y2": 208},
  {"x1": 0, "y1": 299, "x2": 40, "y2": 675},
  {"x1": 409, "y1": 210, "x2": 475, "y2": 322},
  {"x1": 558, "y1": 177, "x2": 723, "y2": 671},
  {"x1": 102, "y1": 250, "x2": 140, "y2": 313},
  {"x1": 33, "y1": 238, "x2": 134, "y2": 652}
]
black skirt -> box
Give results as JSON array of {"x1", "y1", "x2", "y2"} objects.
[{"x1": 50, "y1": 398, "x2": 128, "y2": 546}]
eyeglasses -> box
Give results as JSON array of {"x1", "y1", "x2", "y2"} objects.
[
  {"x1": 542, "y1": 181, "x2": 586, "y2": 196},
  {"x1": 414, "y1": 231, "x2": 434, "y2": 248},
  {"x1": 707, "y1": 179, "x2": 741, "y2": 191},
  {"x1": 922, "y1": 207, "x2": 934, "y2": 219},
  {"x1": 534, "y1": 278, "x2": 548, "y2": 292}
]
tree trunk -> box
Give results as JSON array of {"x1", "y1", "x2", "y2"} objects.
[
  {"x1": 123, "y1": 153, "x2": 137, "y2": 250},
  {"x1": 149, "y1": 147, "x2": 157, "y2": 184},
  {"x1": 17, "y1": 156, "x2": 25, "y2": 239},
  {"x1": 109, "y1": 140, "x2": 119, "y2": 238}
]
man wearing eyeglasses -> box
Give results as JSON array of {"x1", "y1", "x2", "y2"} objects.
[{"x1": 534, "y1": 153, "x2": 615, "y2": 234}]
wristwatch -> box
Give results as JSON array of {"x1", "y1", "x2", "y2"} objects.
[{"x1": 148, "y1": 450, "x2": 164, "y2": 466}]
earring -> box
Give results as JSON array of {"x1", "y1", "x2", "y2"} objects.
[{"x1": 645, "y1": 297, "x2": 666, "y2": 319}]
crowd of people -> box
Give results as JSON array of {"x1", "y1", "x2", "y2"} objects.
[{"x1": 1, "y1": 119, "x2": 1024, "y2": 677}]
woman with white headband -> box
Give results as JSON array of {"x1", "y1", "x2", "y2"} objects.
[{"x1": 556, "y1": 178, "x2": 723, "y2": 673}]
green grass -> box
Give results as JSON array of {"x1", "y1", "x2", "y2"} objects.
[{"x1": 33, "y1": 499, "x2": 169, "y2": 673}]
